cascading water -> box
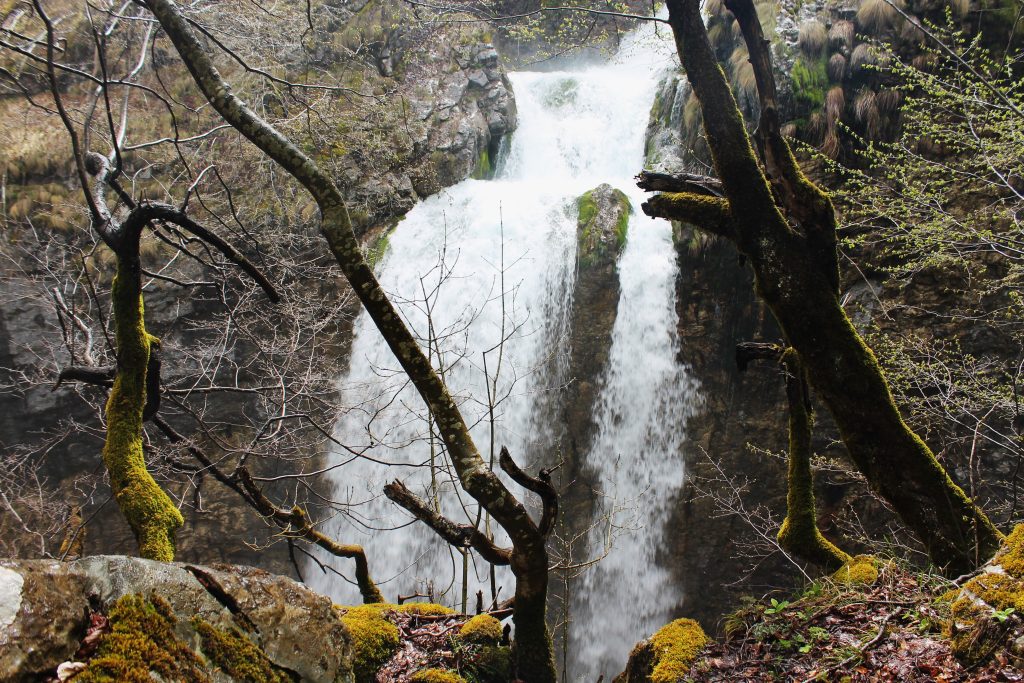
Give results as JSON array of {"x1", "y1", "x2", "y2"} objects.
[{"x1": 309, "y1": 18, "x2": 699, "y2": 679}]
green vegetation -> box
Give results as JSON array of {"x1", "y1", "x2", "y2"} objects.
[
  {"x1": 76, "y1": 595, "x2": 208, "y2": 683},
  {"x1": 646, "y1": 618, "x2": 708, "y2": 683},
  {"x1": 791, "y1": 55, "x2": 829, "y2": 110},
  {"x1": 194, "y1": 620, "x2": 297, "y2": 683}
]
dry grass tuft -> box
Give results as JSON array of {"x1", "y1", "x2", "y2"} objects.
[
  {"x1": 825, "y1": 86, "x2": 846, "y2": 120},
  {"x1": 828, "y1": 20, "x2": 855, "y2": 52},
  {"x1": 850, "y1": 43, "x2": 876, "y2": 73},
  {"x1": 821, "y1": 130, "x2": 841, "y2": 159},
  {"x1": 875, "y1": 88, "x2": 901, "y2": 114},
  {"x1": 729, "y1": 47, "x2": 757, "y2": 101},
  {"x1": 857, "y1": 0, "x2": 904, "y2": 33},
  {"x1": 703, "y1": 0, "x2": 726, "y2": 17},
  {"x1": 828, "y1": 53, "x2": 848, "y2": 82},
  {"x1": 805, "y1": 111, "x2": 827, "y2": 144},
  {"x1": 798, "y1": 20, "x2": 828, "y2": 57}
]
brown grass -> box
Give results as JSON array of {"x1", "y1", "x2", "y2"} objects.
[
  {"x1": 875, "y1": 88, "x2": 902, "y2": 114},
  {"x1": 729, "y1": 46, "x2": 757, "y2": 101},
  {"x1": 798, "y1": 20, "x2": 828, "y2": 57},
  {"x1": 828, "y1": 53, "x2": 848, "y2": 82},
  {"x1": 825, "y1": 86, "x2": 846, "y2": 120},
  {"x1": 805, "y1": 111, "x2": 827, "y2": 144},
  {"x1": 821, "y1": 130, "x2": 841, "y2": 159},
  {"x1": 850, "y1": 43, "x2": 876, "y2": 73},
  {"x1": 857, "y1": 0, "x2": 903, "y2": 34},
  {"x1": 829, "y1": 20, "x2": 855, "y2": 52}
]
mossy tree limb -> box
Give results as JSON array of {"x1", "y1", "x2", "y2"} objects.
[
  {"x1": 655, "y1": 0, "x2": 1002, "y2": 575},
  {"x1": 62, "y1": 154, "x2": 278, "y2": 562},
  {"x1": 237, "y1": 468, "x2": 383, "y2": 603},
  {"x1": 146, "y1": 2, "x2": 556, "y2": 678}
]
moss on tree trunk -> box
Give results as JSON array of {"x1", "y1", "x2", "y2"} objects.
[
  {"x1": 102, "y1": 253, "x2": 182, "y2": 562},
  {"x1": 776, "y1": 349, "x2": 850, "y2": 570}
]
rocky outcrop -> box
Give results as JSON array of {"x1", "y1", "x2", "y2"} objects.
[
  {"x1": 0, "y1": 555, "x2": 354, "y2": 682},
  {"x1": 331, "y1": 18, "x2": 517, "y2": 232},
  {"x1": 561, "y1": 185, "x2": 631, "y2": 506}
]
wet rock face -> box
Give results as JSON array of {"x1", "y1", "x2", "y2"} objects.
[
  {"x1": 0, "y1": 556, "x2": 354, "y2": 682},
  {"x1": 400, "y1": 41, "x2": 517, "y2": 201},
  {"x1": 560, "y1": 184, "x2": 631, "y2": 526}
]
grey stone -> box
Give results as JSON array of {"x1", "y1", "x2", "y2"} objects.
[{"x1": 0, "y1": 556, "x2": 354, "y2": 683}]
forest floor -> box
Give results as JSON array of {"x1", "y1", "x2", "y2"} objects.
[{"x1": 684, "y1": 561, "x2": 1024, "y2": 682}]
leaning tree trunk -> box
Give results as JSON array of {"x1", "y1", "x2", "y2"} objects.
[
  {"x1": 145, "y1": 1, "x2": 556, "y2": 678},
  {"x1": 644, "y1": 0, "x2": 1002, "y2": 576}
]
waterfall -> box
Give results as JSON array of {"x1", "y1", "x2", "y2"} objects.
[{"x1": 309, "y1": 18, "x2": 699, "y2": 679}]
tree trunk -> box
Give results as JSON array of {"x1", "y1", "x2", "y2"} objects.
[
  {"x1": 651, "y1": 0, "x2": 1002, "y2": 575},
  {"x1": 102, "y1": 247, "x2": 183, "y2": 561}
]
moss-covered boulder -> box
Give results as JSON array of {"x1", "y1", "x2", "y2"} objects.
[
  {"x1": 614, "y1": 618, "x2": 708, "y2": 683},
  {"x1": 560, "y1": 183, "x2": 633, "y2": 552},
  {"x1": 336, "y1": 602, "x2": 454, "y2": 683},
  {"x1": 946, "y1": 524, "x2": 1024, "y2": 664},
  {"x1": 458, "y1": 614, "x2": 503, "y2": 645},
  {"x1": 0, "y1": 556, "x2": 353, "y2": 682}
]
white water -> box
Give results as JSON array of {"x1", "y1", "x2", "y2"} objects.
[{"x1": 310, "y1": 20, "x2": 700, "y2": 680}]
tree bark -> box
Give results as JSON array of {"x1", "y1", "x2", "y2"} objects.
[{"x1": 652, "y1": 0, "x2": 1002, "y2": 575}]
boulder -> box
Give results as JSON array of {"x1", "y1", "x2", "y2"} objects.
[{"x1": 0, "y1": 556, "x2": 354, "y2": 682}]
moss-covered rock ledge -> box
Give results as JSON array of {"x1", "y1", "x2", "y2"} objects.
[
  {"x1": 616, "y1": 543, "x2": 1024, "y2": 682},
  {"x1": 0, "y1": 556, "x2": 514, "y2": 683},
  {"x1": 0, "y1": 556, "x2": 352, "y2": 682}
]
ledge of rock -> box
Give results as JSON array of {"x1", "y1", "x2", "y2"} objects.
[{"x1": 0, "y1": 556, "x2": 353, "y2": 682}]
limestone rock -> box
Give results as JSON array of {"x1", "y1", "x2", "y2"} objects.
[
  {"x1": 0, "y1": 556, "x2": 354, "y2": 683},
  {"x1": 559, "y1": 184, "x2": 631, "y2": 538}
]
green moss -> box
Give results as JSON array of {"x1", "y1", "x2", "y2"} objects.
[
  {"x1": 832, "y1": 555, "x2": 879, "y2": 585},
  {"x1": 103, "y1": 265, "x2": 183, "y2": 561},
  {"x1": 471, "y1": 146, "x2": 491, "y2": 180},
  {"x1": 340, "y1": 605, "x2": 401, "y2": 683},
  {"x1": 576, "y1": 186, "x2": 631, "y2": 268},
  {"x1": 468, "y1": 645, "x2": 512, "y2": 683},
  {"x1": 338, "y1": 603, "x2": 453, "y2": 682},
  {"x1": 366, "y1": 230, "x2": 391, "y2": 269},
  {"x1": 458, "y1": 614, "x2": 502, "y2": 645},
  {"x1": 791, "y1": 54, "x2": 829, "y2": 111},
  {"x1": 409, "y1": 668, "x2": 467, "y2": 683},
  {"x1": 947, "y1": 525, "x2": 1024, "y2": 662},
  {"x1": 997, "y1": 524, "x2": 1024, "y2": 577},
  {"x1": 648, "y1": 618, "x2": 708, "y2": 683},
  {"x1": 76, "y1": 595, "x2": 209, "y2": 683},
  {"x1": 194, "y1": 619, "x2": 296, "y2": 682}
]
